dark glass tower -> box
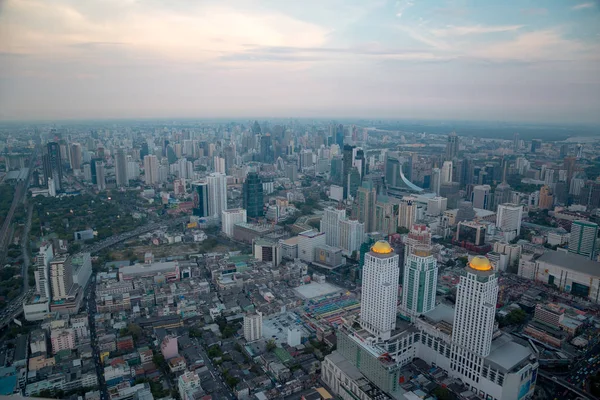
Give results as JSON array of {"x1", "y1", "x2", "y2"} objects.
[
  {"x1": 243, "y1": 172, "x2": 264, "y2": 218},
  {"x1": 43, "y1": 142, "x2": 63, "y2": 191},
  {"x1": 192, "y1": 181, "x2": 209, "y2": 217}
]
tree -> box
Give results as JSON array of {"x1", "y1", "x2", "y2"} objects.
[
  {"x1": 396, "y1": 226, "x2": 409, "y2": 234},
  {"x1": 498, "y1": 309, "x2": 528, "y2": 327},
  {"x1": 432, "y1": 386, "x2": 453, "y2": 400},
  {"x1": 266, "y1": 339, "x2": 277, "y2": 352}
]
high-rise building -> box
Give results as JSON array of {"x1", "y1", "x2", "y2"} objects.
[
  {"x1": 530, "y1": 139, "x2": 542, "y2": 153},
  {"x1": 441, "y1": 161, "x2": 453, "y2": 184},
  {"x1": 34, "y1": 243, "x2": 54, "y2": 300},
  {"x1": 221, "y1": 208, "x2": 247, "y2": 237},
  {"x1": 405, "y1": 224, "x2": 431, "y2": 256},
  {"x1": 445, "y1": 132, "x2": 459, "y2": 160},
  {"x1": 243, "y1": 313, "x2": 263, "y2": 342},
  {"x1": 538, "y1": 185, "x2": 554, "y2": 210},
  {"x1": 347, "y1": 167, "x2": 361, "y2": 199},
  {"x1": 385, "y1": 152, "x2": 402, "y2": 188},
  {"x1": 471, "y1": 184, "x2": 491, "y2": 210},
  {"x1": 214, "y1": 156, "x2": 226, "y2": 173},
  {"x1": 430, "y1": 167, "x2": 441, "y2": 196},
  {"x1": 335, "y1": 124, "x2": 344, "y2": 149},
  {"x1": 342, "y1": 145, "x2": 355, "y2": 198},
  {"x1": 329, "y1": 157, "x2": 342, "y2": 184},
  {"x1": 95, "y1": 160, "x2": 106, "y2": 191},
  {"x1": 452, "y1": 256, "x2": 498, "y2": 358},
  {"x1": 374, "y1": 195, "x2": 400, "y2": 235},
  {"x1": 496, "y1": 204, "x2": 523, "y2": 238},
  {"x1": 568, "y1": 220, "x2": 598, "y2": 260},
  {"x1": 320, "y1": 207, "x2": 346, "y2": 247},
  {"x1": 115, "y1": 147, "x2": 128, "y2": 187},
  {"x1": 456, "y1": 221, "x2": 486, "y2": 246},
  {"x1": 191, "y1": 181, "x2": 209, "y2": 217},
  {"x1": 50, "y1": 257, "x2": 73, "y2": 301},
  {"x1": 207, "y1": 172, "x2": 227, "y2": 219},
  {"x1": 69, "y1": 143, "x2": 82, "y2": 171},
  {"x1": 260, "y1": 133, "x2": 274, "y2": 163},
  {"x1": 398, "y1": 196, "x2": 417, "y2": 229},
  {"x1": 243, "y1": 172, "x2": 264, "y2": 219},
  {"x1": 513, "y1": 132, "x2": 520, "y2": 151},
  {"x1": 339, "y1": 219, "x2": 365, "y2": 256},
  {"x1": 426, "y1": 196, "x2": 447, "y2": 216},
  {"x1": 402, "y1": 246, "x2": 437, "y2": 316},
  {"x1": 43, "y1": 142, "x2": 63, "y2": 191},
  {"x1": 360, "y1": 241, "x2": 399, "y2": 340},
  {"x1": 356, "y1": 181, "x2": 376, "y2": 233},
  {"x1": 493, "y1": 182, "x2": 511, "y2": 211},
  {"x1": 143, "y1": 155, "x2": 159, "y2": 185}
]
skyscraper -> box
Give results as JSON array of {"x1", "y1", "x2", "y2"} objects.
[
  {"x1": 360, "y1": 241, "x2": 399, "y2": 340},
  {"x1": 207, "y1": 172, "x2": 227, "y2": 219},
  {"x1": 493, "y1": 182, "x2": 511, "y2": 211},
  {"x1": 356, "y1": 181, "x2": 376, "y2": 233},
  {"x1": 342, "y1": 144, "x2": 355, "y2": 198},
  {"x1": 320, "y1": 207, "x2": 346, "y2": 247},
  {"x1": 339, "y1": 219, "x2": 365, "y2": 256},
  {"x1": 471, "y1": 184, "x2": 491, "y2": 210},
  {"x1": 398, "y1": 196, "x2": 417, "y2": 229},
  {"x1": 43, "y1": 142, "x2": 63, "y2": 191},
  {"x1": 243, "y1": 172, "x2": 264, "y2": 219},
  {"x1": 243, "y1": 313, "x2": 263, "y2": 342},
  {"x1": 335, "y1": 124, "x2": 344, "y2": 149},
  {"x1": 191, "y1": 181, "x2": 209, "y2": 217},
  {"x1": 452, "y1": 256, "x2": 498, "y2": 359},
  {"x1": 445, "y1": 132, "x2": 459, "y2": 160},
  {"x1": 50, "y1": 257, "x2": 74, "y2": 301},
  {"x1": 260, "y1": 133, "x2": 274, "y2": 163},
  {"x1": 496, "y1": 204, "x2": 523, "y2": 238},
  {"x1": 115, "y1": 147, "x2": 128, "y2": 187},
  {"x1": 385, "y1": 152, "x2": 401, "y2": 188},
  {"x1": 568, "y1": 220, "x2": 598, "y2": 260},
  {"x1": 69, "y1": 143, "x2": 82, "y2": 171},
  {"x1": 441, "y1": 161, "x2": 453, "y2": 184},
  {"x1": 143, "y1": 155, "x2": 159, "y2": 185},
  {"x1": 402, "y1": 246, "x2": 438, "y2": 316},
  {"x1": 430, "y1": 168, "x2": 441, "y2": 196},
  {"x1": 95, "y1": 160, "x2": 106, "y2": 191}
]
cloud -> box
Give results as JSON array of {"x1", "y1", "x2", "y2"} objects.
[
  {"x1": 520, "y1": 8, "x2": 548, "y2": 16},
  {"x1": 572, "y1": 2, "x2": 595, "y2": 10},
  {"x1": 431, "y1": 25, "x2": 523, "y2": 36}
]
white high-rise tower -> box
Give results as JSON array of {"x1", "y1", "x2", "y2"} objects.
[
  {"x1": 207, "y1": 172, "x2": 227, "y2": 219},
  {"x1": 320, "y1": 207, "x2": 346, "y2": 247},
  {"x1": 360, "y1": 241, "x2": 399, "y2": 340},
  {"x1": 402, "y1": 246, "x2": 437, "y2": 316}
]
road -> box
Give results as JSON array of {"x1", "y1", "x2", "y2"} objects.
[
  {"x1": 83, "y1": 215, "x2": 189, "y2": 255},
  {"x1": 191, "y1": 336, "x2": 235, "y2": 400},
  {"x1": 86, "y1": 276, "x2": 109, "y2": 400},
  {"x1": 20, "y1": 203, "x2": 34, "y2": 293},
  {"x1": 538, "y1": 370, "x2": 595, "y2": 400}
]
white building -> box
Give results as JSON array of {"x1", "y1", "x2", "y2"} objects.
[
  {"x1": 50, "y1": 257, "x2": 73, "y2": 301},
  {"x1": 287, "y1": 328, "x2": 302, "y2": 347},
  {"x1": 143, "y1": 155, "x2": 158, "y2": 185},
  {"x1": 208, "y1": 172, "x2": 227, "y2": 219},
  {"x1": 329, "y1": 185, "x2": 344, "y2": 201},
  {"x1": 213, "y1": 156, "x2": 226, "y2": 173},
  {"x1": 402, "y1": 246, "x2": 437, "y2": 316},
  {"x1": 568, "y1": 220, "x2": 598, "y2": 260},
  {"x1": 441, "y1": 161, "x2": 453, "y2": 184},
  {"x1": 297, "y1": 230, "x2": 326, "y2": 263},
  {"x1": 95, "y1": 161, "x2": 105, "y2": 191},
  {"x1": 360, "y1": 241, "x2": 399, "y2": 340},
  {"x1": 472, "y1": 185, "x2": 492, "y2": 210},
  {"x1": 339, "y1": 219, "x2": 365, "y2": 256},
  {"x1": 427, "y1": 196, "x2": 447, "y2": 216},
  {"x1": 398, "y1": 197, "x2": 417, "y2": 229},
  {"x1": 431, "y1": 168, "x2": 441, "y2": 196},
  {"x1": 243, "y1": 313, "x2": 263, "y2": 342},
  {"x1": 320, "y1": 207, "x2": 346, "y2": 247},
  {"x1": 178, "y1": 370, "x2": 203, "y2": 400},
  {"x1": 221, "y1": 208, "x2": 247, "y2": 237},
  {"x1": 496, "y1": 203, "x2": 523, "y2": 240}
]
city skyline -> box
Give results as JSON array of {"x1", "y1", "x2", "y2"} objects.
[{"x1": 1, "y1": 0, "x2": 599, "y2": 123}]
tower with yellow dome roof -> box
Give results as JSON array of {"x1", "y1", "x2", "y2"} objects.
[{"x1": 360, "y1": 240, "x2": 399, "y2": 340}]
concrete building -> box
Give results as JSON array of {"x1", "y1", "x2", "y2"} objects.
[
  {"x1": 320, "y1": 207, "x2": 346, "y2": 247},
  {"x1": 279, "y1": 236, "x2": 299, "y2": 260},
  {"x1": 118, "y1": 261, "x2": 180, "y2": 282},
  {"x1": 253, "y1": 239, "x2": 281, "y2": 267},
  {"x1": 115, "y1": 147, "x2": 128, "y2": 187},
  {"x1": 456, "y1": 221, "x2": 486, "y2": 246},
  {"x1": 314, "y1": 245, "x2": 345, "y2": 269},
  {"x1": 402, "y1": 246, "x2": 437, "y2": 316},
  {"x1": 298, "y1": 230, "x2": 326, "y2": 263},
  {"x1": 398, "y1": 196, "x2": 417, "y2": 230},
  {"x1": 430, "y1": 168, "x2": 441, "y2": 196},
  {"x1": 50, "y1": 257, "x2": 73, "y2": 301},
  {"x1": 243, "y1": 313, "x2": 263, "y2": 342},
  {"x1": 375, "y1": 195, "x2": 400, "y2": 235},
  {"x1": 339, "y1": 219, "x2": 365, "y2": 256},
  {"x1": 222, "y1": 208, "x2": 247, "y2": 237},
  {"x1": 539, "y1": 185, "x2": 553, "y2": 210},
  {"x1": 426, "y1": 196, "x2": 447, "y2": 216},
  {"x1": 441, "y1": 161, "x2": 453, "y2": 184},
  {"x1": 568, "y1": 220, "x2": 598, "y2": 260},
  {"x1": 360, "y1": 241, "x2": 399, "y2": 340},
  {"x1": 496, "y1": 203, "x2": 523, "y2": 241},
  {"x1": 51, "y1": 328, "x2": 76, "y2": 354},
  {"x1": 177, "y1": 370, "x2": 203, "y2": 400},
  {"x1": 472, "y1": 185, "x2": 491, "y2": 210},
  {"x1": 356, "y1": 181, "x2": 376, "y2": 233},
  {"x1": 207, "y1": 172, "x2": 227, "y2": 219},
  {"x1": 143, "y1": 155, "x2": 158, "y2": 185}
]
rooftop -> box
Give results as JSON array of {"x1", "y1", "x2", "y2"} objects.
[
  {"x1": 486, "y1": 334, "x2": 532, "y2": 373},
  {"x1": 299, "y1": 230, "x2": 325, "y2": 238},
  {"x1": 537, "y1": 251, "x2": 600, "y2": 277},
  {"x1": 293, "y1": 282, "x2": 343, "y2": 300},
  {"x1": 119, "y1": 261, "x2": 178, "y2": 275}
]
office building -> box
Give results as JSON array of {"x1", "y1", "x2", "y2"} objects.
[
  {"x1": 95, "y1": 161, "x2": 106, "y2": 191},
  {"x1": 356, "y1": 181, "x2": 376, "y2": 232},
  {"x1": 191, "y1": 181, "x2": 209, "y2": 217},
  {"x1": 402, "y1": 246, "x2": 437, "y2": 316},
  {"x1": 314, "y1": 245, "x2": 345, "y2": 269},
  {"x1": 43, "y1": 142, "x2": 63, "y2": 191},
  {"x1": 342, "y1": 145, "x2": 355, "y2": 198},
  {"x1": 538, "y1": 185, "x2": 554, "y2": 210},
  {"x1": 398, "y1": 196, "x2": 417, "y2": 229},
  {"x1": 34, "y1": 243, "x2": 54, "y2": 300},
  {"x1": 568, "y1": 220, "x2": 598, "y2": 260},
  {"x1": 253, "y1": 239, "x2": 280, "y2": 266},
  {"x1": 493, "y1": 182, "x2": 511, "y2": 211},
  {"x1": 207, "y1": 172, "x2": 227, "y2": 219},
  {"x1": 405, "y1": 224, "x2": 431, "y2": 259},
  {"x1": 339, "y1": 219, "x2": 365, "y2": 256},
  {"x1": 360, "y1": 241, "x2": 399, "y2": 340},
  {"x1": 50, "y1": 257, "x2": 73, "y2": 301},
  {"x1": 456, "y1": 221, "x2": 486, "y2": 246},
  {"x1": 445, "y1": 132, "x2": 459, "y2": 160},
  {"x1": 222, "y1": 208, "x2": 247, "y2": 237},
  {"x1": 115, "y1": 147, "x2": 128, "y2": 187},
  {"x1": 374, "y1": 195, "x2": 400, "y2": 235},
  {"x1": 426, "y1": 196, "x2": 447, "y2": 216},
  {"x1": 298, "y1": 230, "x2": 326, "y2": 263},
  {"x1": 69, "y1": 143, "x2": 82, "y2": 171},
  {"x1": 143, "y1": 155, "x2": 159, "y2": 185},
  {"x1": 320, "y1": 207, "x2": 346, "y2": 247},
  {"x1": 243, "y1": 313, "x2": 263, "y2": 342},
  {"x1": 243, "y1": 172, "x2": 264, "y2": 219},
  {"x1": 471, "y1": 184, "x2": 491, "y2": 210},
  {"x1": 530, "y1": 139, "x2": 542, "y2": 153},
  {"x1": 496, "y1": 203, "x2": 523, "y2": 240}
]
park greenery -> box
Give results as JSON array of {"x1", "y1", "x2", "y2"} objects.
[
  {"x1": 497, "y1": 309, "x2": 528, "y2": 328},
  {"x1": 0, "y1": 184, "x2": 15, "y2": 227}
]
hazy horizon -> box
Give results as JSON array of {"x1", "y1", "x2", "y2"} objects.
[{"x1": 1, "y1": 0, "x2": 599, "y2": 123}]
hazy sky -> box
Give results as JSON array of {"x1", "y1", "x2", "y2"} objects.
[{"x1": 1, "y1": 0, "x2": 599, "y2": 123}]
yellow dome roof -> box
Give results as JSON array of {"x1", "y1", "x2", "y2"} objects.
[
  {"x1": 371, "y1": 240, "x2": 393, "y2": 254},
  {"x1": 469, "y1": 256, "x2": 492, "y2": 271}
]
